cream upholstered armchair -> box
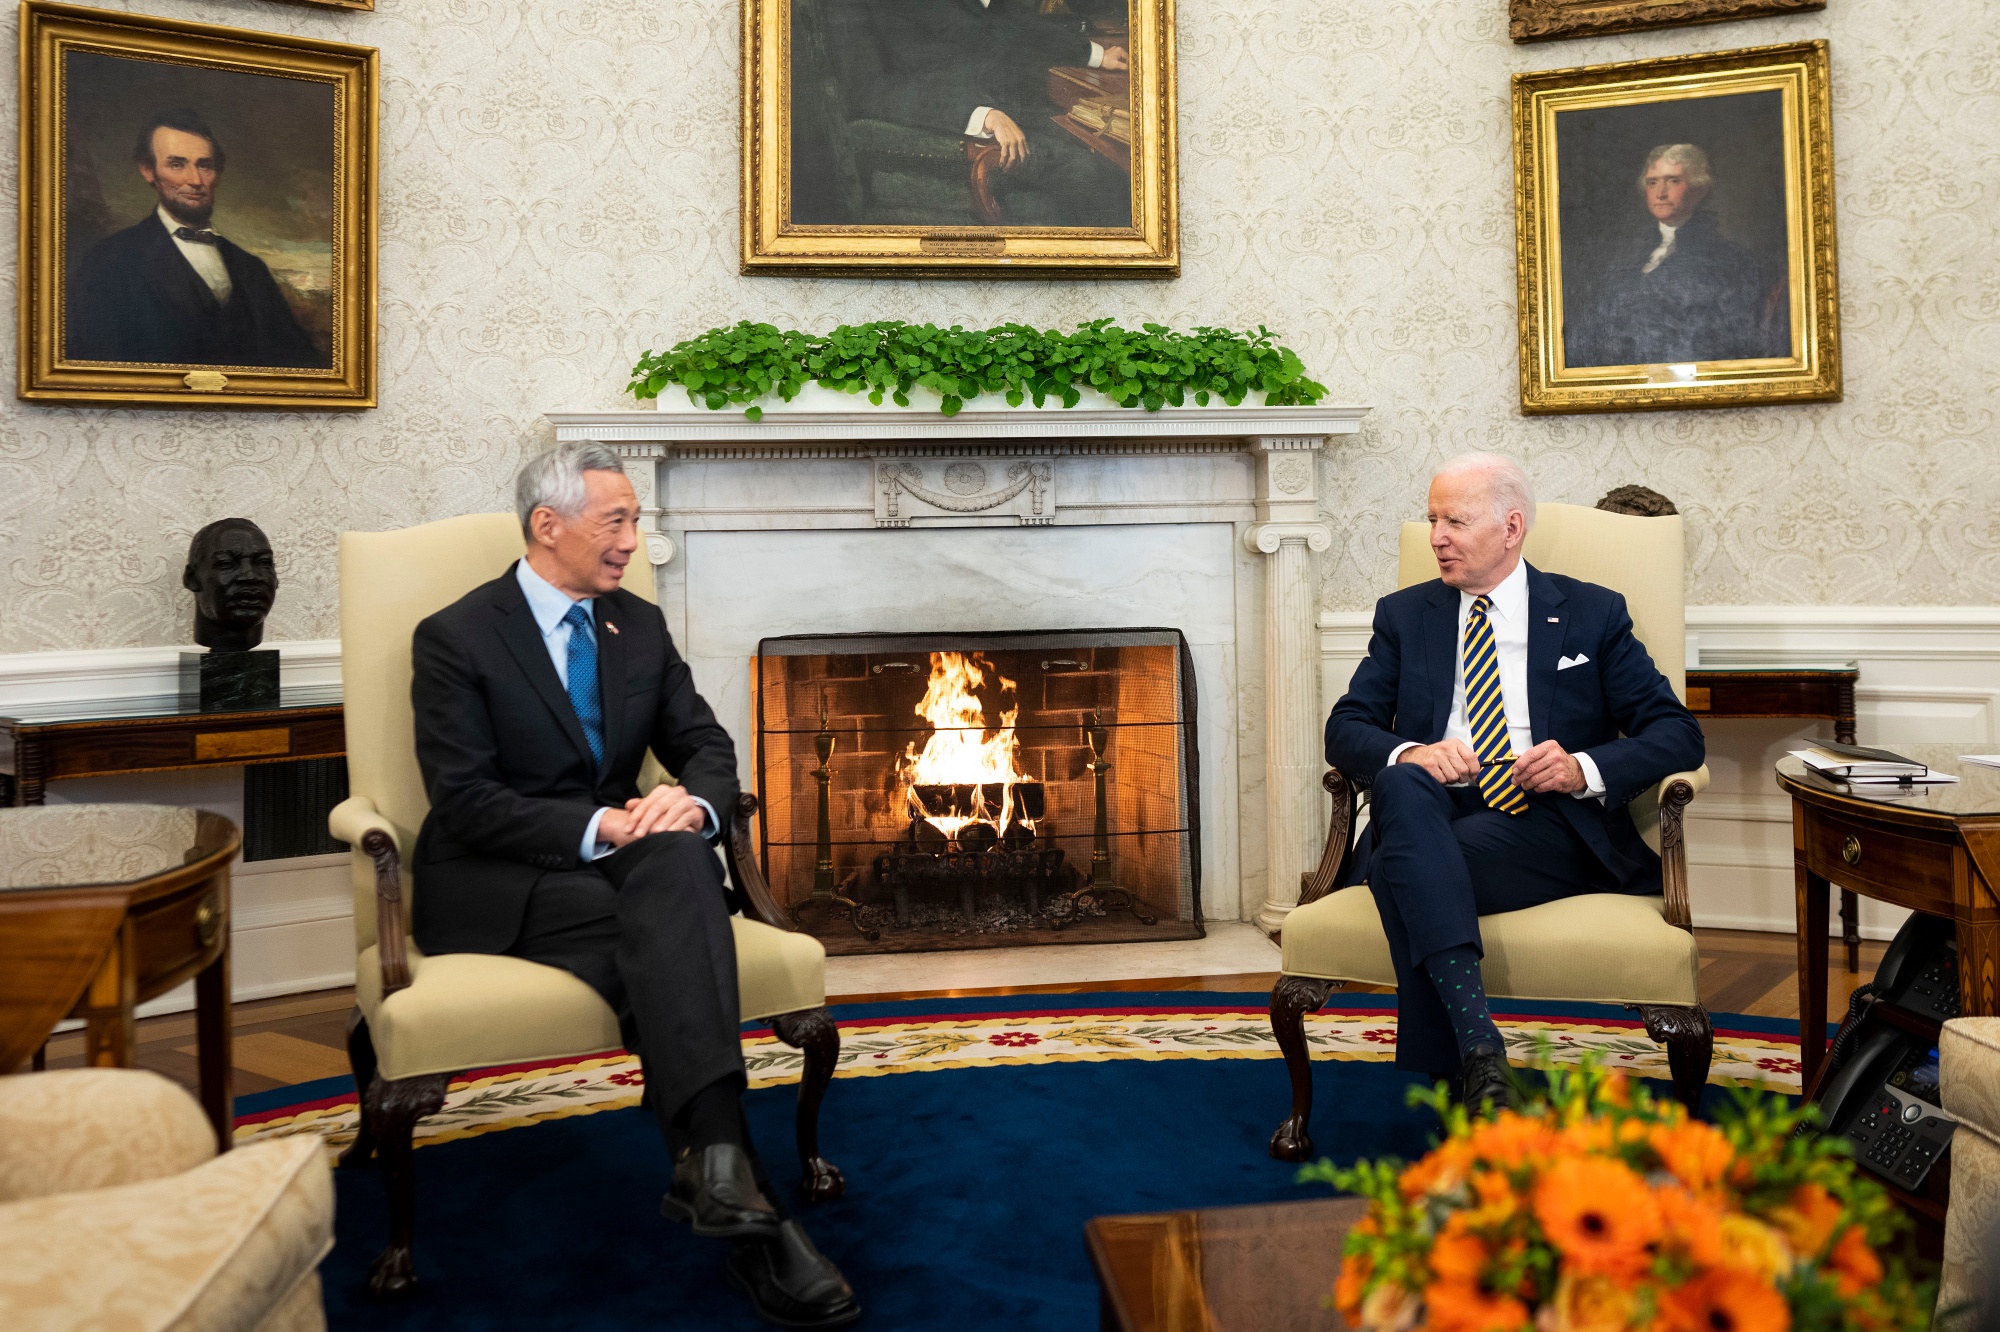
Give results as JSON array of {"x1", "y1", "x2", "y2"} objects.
[
  {"x1": 0, "y1": 1068, "x2": 331, "y2": 1331},
  {"x1": 330, "y1": 513, "x2": 842, "y2": 1300},
  {"x1": 1269, "y1": 503, "x2": 1713, "y2": 1160},
  {"x1": 1939, "y1": 1016, "x2": 2000, "y2": 1328}
]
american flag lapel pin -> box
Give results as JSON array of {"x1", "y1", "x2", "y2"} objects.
[
  {"x1": 1547, "y1": 616, "x2": 1560, "y2": 622},
  {"x1": 604, "y1": 620, "x2": 619, "y2": 635}
]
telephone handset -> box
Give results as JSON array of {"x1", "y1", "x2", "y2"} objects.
[
  {"x1": 1870, "y1": 910, "x2": 1960, "y2": 1022},
  {"x1": 1814, "y1": 1027, "x2": 1956, "y2": 1190}
]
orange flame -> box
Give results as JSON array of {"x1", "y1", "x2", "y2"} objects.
[{"x1": 899, "y1": 652, "x2": 1032, "y2": 839}]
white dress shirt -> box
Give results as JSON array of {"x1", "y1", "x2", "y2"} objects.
[
  {"x1": 159, "y1": 206, "x2": 233, "y2": 304},
  {"x1": 964, "y1": 0, "x2": 1105, "y2": 138},
  {"x1": 1386, "y1": 559, "x2": 1605, "y2": 800},
  {"x1": 1640, "y1": 221, "x2": 1678, "y2": 275},
  {"x1": 514, "y1": 559, "x2": 716, "y2": 858}
]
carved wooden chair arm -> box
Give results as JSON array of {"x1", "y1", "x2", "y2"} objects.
[
  {"x1": 1645, "y1": 767, "x2": 1708, "y2": 933},
  {"x1": 723, "y1": 792, "x2": 792, "y2": 931},
  {"x1": 329, "y1": 795, "x2": 415, "y2": 999},
  {"x1": 1298, "y1": 769, "x2": 1359, "y2": 908}
]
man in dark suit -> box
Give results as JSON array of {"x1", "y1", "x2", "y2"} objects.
[
  {"x1": 1564, "y1": 143, "x2": 1787, "y2": 368},
  {"x1": 66, "y1": 109, "x2": 326, "y2": 369},
  {"x1": 827, "y1": 0, "x2": 1132, "y2": 226},
  {"x1": 410, "y1": 443, "x2": 858, "y2": 1327},
  {"x1": 1324, "y1": 453, "x2": 1703, "y2": 1110}
]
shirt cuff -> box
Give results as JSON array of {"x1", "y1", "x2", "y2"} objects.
[
  {"x1": 1572, "y1": 752, "x2": 1607, "y2": 803},
  {"x1": 690, "y1": 795, "x2": 720, "y2": 842},
  {"x1": 966, "y1": 105, "x2": 994, "y2": 137},
  {"x1": 582, "y1": 807, "x2": 614, "y2": 862},
  {"x1": 1087, "y1": 42, "x2": 1104, "y2": 68},
  {"x1": 1385, "y1": 741, "x2": 1418, "y2": 769}
]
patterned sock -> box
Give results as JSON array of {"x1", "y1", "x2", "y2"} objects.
[{"x1": 1423, "y1": 944, "x2": 1505, "y2": 1060}]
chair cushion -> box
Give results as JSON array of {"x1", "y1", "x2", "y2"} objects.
[
  {"x1": 1942, "y1": 1016, "x2": 2000, "y2": 1146},
  {"x1": 0, "y1": 1135, "x2": 331, "y2": 1332},
  {"x1": 1281, "y1": 886, "x2": 1700, "y2": 1006},
  {"x1": 358, "y1": 917, "x2": 828, "y2": 1081},
  {"x1": 0, "y1": 1068, "x2": 217, "y2": 1202}
]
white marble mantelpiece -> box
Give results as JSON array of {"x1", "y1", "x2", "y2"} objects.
[{"x1": 548, "y1": 403, "x2": 1370, "y2": 929}]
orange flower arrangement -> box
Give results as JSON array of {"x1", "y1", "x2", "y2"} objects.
[{"x1": 1300, "y1": 1059, "x2": 1934, "y2": 1332}]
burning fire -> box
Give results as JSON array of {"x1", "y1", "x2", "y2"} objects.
[{"x1": 899, "y1": 652, "x2": 1033, "y2": 839}]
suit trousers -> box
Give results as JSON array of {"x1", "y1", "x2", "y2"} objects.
[
  {"x1": 1365, "y1": 762, "x2": 1618, "y2": 1074},
  {"x1": 508, "y1": 830, "x2": 745, "y2": 1143}
]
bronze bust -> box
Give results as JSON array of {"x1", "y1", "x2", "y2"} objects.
[{"x1": 183, "y1": 518, "x2": 278, "y2": 651}]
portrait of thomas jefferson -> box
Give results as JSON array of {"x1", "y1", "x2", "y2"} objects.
[
  {"x1": 65, "y1": 107, "x2": 328, "y2": 370},
  {"x1": 791, "y1": 0, "x2": 1134, "y2": 228},
  {"x1": 1562, "y1": 142, "x2": 1791, "y2": 369}
]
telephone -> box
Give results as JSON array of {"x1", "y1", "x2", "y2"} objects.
[
  {"x1": 1870, "y1": 910, "x2": 1961, "y2": 1022},
  {"x1": 1814, "y1": 1027, "x2": 1956, "y2": 1190}
]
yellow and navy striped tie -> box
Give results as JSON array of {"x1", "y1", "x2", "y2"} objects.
[{"x1": 1463, "y1": 594, "x2": 1530, "y2": 815}]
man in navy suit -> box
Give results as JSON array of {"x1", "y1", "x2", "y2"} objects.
[
  {"x1": 1323, "y1": 453, "x2": 1703, "y2": 1109},
  {"x1": 66, "y1": 110, "x2": 325, "y2": 369}
]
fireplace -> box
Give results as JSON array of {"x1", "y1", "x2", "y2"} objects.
[{"x1": 754, "y1": 629, "x2": 1203, "y2": 954}]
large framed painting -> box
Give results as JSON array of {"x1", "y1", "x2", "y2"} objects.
[
  {"x1": 742, "y1": 0, "x2": 1177, "y2": 277},
  {"x1": 18, "y1": 2, "x2": 377, "y2": 408},
  {"x1": 1510, "y1": 0, "x2": 1824, "y2": 43},
  {"x1": 1513, "y1": 41, "x2": 1839, "y2": 415}
]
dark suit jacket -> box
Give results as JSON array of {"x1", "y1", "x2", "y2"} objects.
[
  {"x1": 1324, "y1": 563, "x2": 1704, "y2": 894},
  {"x1": 409, "y1": 565, "x2": 741, "y2": 955},
  {"x1": 1564, "y1": 208, "x2": 1785, "y2": 368},
  {"x1": 66, "y1": 215, "x2": 327, "y2": 369},
  {"x1": 832, "y1": 0, "x2": 1094, "y2": 136}
]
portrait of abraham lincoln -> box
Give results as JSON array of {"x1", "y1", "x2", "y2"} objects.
[{"x1": 789, "y1": 0, "x2": 1135, "y2": 230}]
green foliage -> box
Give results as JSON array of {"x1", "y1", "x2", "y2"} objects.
[{"x1": 625, "y1": 319, "x2": 1328, "y2": 418}]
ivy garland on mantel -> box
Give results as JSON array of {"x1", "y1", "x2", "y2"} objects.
[{"x1": 626, "y1": 319, "x2": 1328, "y2": 419}]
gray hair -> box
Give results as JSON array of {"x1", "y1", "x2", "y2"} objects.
[
  {"x1": 1638, "y1": 143, "x2": 1714, "y2": 193},
  {"x1": 515, "y1": 442, "x2": 627, "y2": 538},
  {"x1": 1434, "y1": 452, "x2": 1537, "y2": 532}
]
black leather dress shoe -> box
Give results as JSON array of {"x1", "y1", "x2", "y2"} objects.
[
  {"x1": 727, "y1": 1221, "x2": 861, "y2": 1328},
  {"x1": 1459, "y1": 1049, "x2": 1521, "y2": 1116},
  {"x1": 660, "y1": 1144, "x2": 782, "y2": 1240}
]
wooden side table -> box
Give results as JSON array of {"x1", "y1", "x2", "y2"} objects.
[
  {"x1": 0, "y1": 693, "x2": 343, "y2": 808},
  {"x1": 0, "y1": 806, "x2": 241, "y2": 1151},
  {"x1": 1086, "y1": 1195, "x2": 1365, "y2": 1331},
  {"x1": 1688, "y1": 663, "x2": 1864, "y2": 969}
]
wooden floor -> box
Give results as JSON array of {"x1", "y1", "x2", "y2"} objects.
[{"x1": 41, "y1": 927, "x2": 1883, "y2": 1100}]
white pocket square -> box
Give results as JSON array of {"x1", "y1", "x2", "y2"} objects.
[{"x1": 1557, "y1": 653, "x2": 1591, "y2": 671}]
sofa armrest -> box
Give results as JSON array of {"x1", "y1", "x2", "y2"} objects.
[
  {"x1": 328, "y1": 796, "x2": 414, "y2": 998},
  {"x1": 0, "y1": 1069, "x2": 214, "y2": 1203}
]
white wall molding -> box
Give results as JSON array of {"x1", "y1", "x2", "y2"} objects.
[
  {"x1": 1321, "y1": 604, "x2": 2000, "y2": 938},
  {"x1": 0, "y1": 639, "x2": 341, "y2": 716}
]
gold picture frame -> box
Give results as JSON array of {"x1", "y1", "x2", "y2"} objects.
[
  {"x1": 1511, "y1": 0, "x2": 1824, "y2": 43},
  {"x1": 1513, "y1": 41, "x2": 1838, "y2": 415},
  {"x1": 19, "y1": 2, "x2": 377, "y2": 408},
  {"x1": 741, "y1": 0, "x2": 1177, "y2": 278}
]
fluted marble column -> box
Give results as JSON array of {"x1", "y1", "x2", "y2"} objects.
[{"x1": 1246, "y1": 436, "x2": 1333, "y2": 934}]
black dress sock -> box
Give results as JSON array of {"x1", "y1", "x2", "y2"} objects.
[
  {"x1": 1423, "y1": 944, "x2": 1505, "y2": 1060},
  {"x1": 680, "y1": 1072, "x2": 749, "y2": 1150}
]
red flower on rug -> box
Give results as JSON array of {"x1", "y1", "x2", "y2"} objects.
[
  {"x1": 606, "y1": 1070, "x2": 645, "y2": 1087},
  {"x1": 988, "y1": 1031, "x2": 1041, "y2": 1048},
  {"x1": 1363, "y1": 1028, "x2": 1397, "y2": 1044},
  {"x1": 1756, "y1": 1057, "x2": 1802, "y2": 1075}
]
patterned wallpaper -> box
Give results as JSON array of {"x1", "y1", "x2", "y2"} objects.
[{"x1": 0, "y1": 0, "x2": 1994, "y2": 652}]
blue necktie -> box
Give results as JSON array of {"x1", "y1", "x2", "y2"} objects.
[
  {"x1": 563, "y1": 603, "x2": 605, "y2": 767},
  {"x1": 1463, "y1": 595, "x2": 1529, "y2": 815}
]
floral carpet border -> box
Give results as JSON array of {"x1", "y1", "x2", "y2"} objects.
[{"x1": 238, "y1": 1005, "x2": 1803, "y2": 1157}]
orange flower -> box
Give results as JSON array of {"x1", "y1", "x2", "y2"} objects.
[
  {"x1": 1767, "y1": 1183, "x2": 1844, "y2": 1260},
  {"x1": 1650, "y1": 1121, "x2": 1736, "y2": 1193},
  {"x1": 1539, "y1": 1272, "x2": 1638, "y2": 1332},
  {"x1": 1601, "y1": 1071, "x2": 1633, "y2": 1107},
  {"x1": 1533, "y1": 1156, "x2": 1662, "y2": 1278},
  {"x1": 1717, "y1": 1215, "x2": 1793, "y2": 1282},
  {"x1": 1334, "y1": 1253, "x2": 1372, "y2": 1322},
  {"x1": 1655, "y1": 1186, "x2": 1726, "y2": 1268},
  {"x1": 1426, "y1": 1278, "x2": 1531, "y2": 1332},
  {"x1": 1465, "y1": 1170, "x2": 1524, "y2": 1228},
  {"x1": 1402, "y1": 1140, "x2": 1476, "y2": 1199},
  {"x1": 1362, "y1": 1280, "x2": 1422, "y2": 1332},
  {"x1": 1659, "y1": 1267, "x2": 1790, "y2": 1332},
  {"x1": 1827, "y1": 1224, "x2": 1883, "y2": 1297},
  {"x1": 1469, "y1": 1112, "x2": 1561, "y2": 1170}
]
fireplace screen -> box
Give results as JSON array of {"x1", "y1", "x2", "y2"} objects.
[{"x1": 754, "y1": 629, "x2": 1203, "y2": 954}]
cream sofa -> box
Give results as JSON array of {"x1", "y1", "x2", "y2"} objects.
[
  {"x1": 0, "y1": 1068, "x2": 331, "y2": 1332},
  {"x1": 1940, "y1": 1016, "x2": 2000, "y2": 1329},
  {"x1": 1270, "y1": 504, "x2": 1711, "y2": 1159}
]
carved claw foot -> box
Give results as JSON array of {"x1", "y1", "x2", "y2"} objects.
[
  {"x1": 800, "y1": 1157, "x2": 846, "y2": 1202},
  {"x1": 368, "y1": 1245, "x2": 419, "y2": 1302},
  {"x1": 1269, "y1": 1116, "x2": 1314, "y2": 1162}
]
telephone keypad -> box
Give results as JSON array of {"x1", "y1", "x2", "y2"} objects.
[
  {"x1": 1845, "y1": 1088, "x2": 1955, "y2": 1190},
  {"x1": 1894, "y1": 949, "x2": 1961, "y2": 1022}
]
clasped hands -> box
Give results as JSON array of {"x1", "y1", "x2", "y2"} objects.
[
  {"x1": 1396, "y1": 738, "x2": 1586, "y2": 794},
  {"x1": 982, "y1": 46, "x2": 1128, "y2": 169},
  {"x1": 597, "y1": 783, "x2": 708, "y2": 849}
]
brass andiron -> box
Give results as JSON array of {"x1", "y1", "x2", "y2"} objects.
[
  {"x1": 1051, "y1": 708, "x2": 1155, "y2": 930},
  {"x1": 791, "y1": 700, "x2": 877, "y2": 941}
]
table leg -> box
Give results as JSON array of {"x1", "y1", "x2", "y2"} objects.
[
  {"x1": 82, "y1": 928, "x2": 138, "y2": 1068},
  {"x1": 195, "y1": 943, "x2": 234, "y2": 1153},
  {"x1": 1796, "y1": 864, "x2": 1832, "y2": 1091},
  {"x1": 31, "y1": 1042, "x2": 45, "y2": 1071},
  {"x1": 1840, "y1": 890, "x2": 1861, "y2": 974}
]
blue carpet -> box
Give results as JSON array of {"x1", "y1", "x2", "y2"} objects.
[{"x1": 314, "y1": 993, "x2": 1779, "y2": 1331}]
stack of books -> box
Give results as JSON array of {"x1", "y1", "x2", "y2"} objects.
[
  {"x1": 1792, "y1": 742, "x2": 1958, "y2": 786},
  {"x1": 1066, "y1": 100, "x2": 1131, "y2": 144}
]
